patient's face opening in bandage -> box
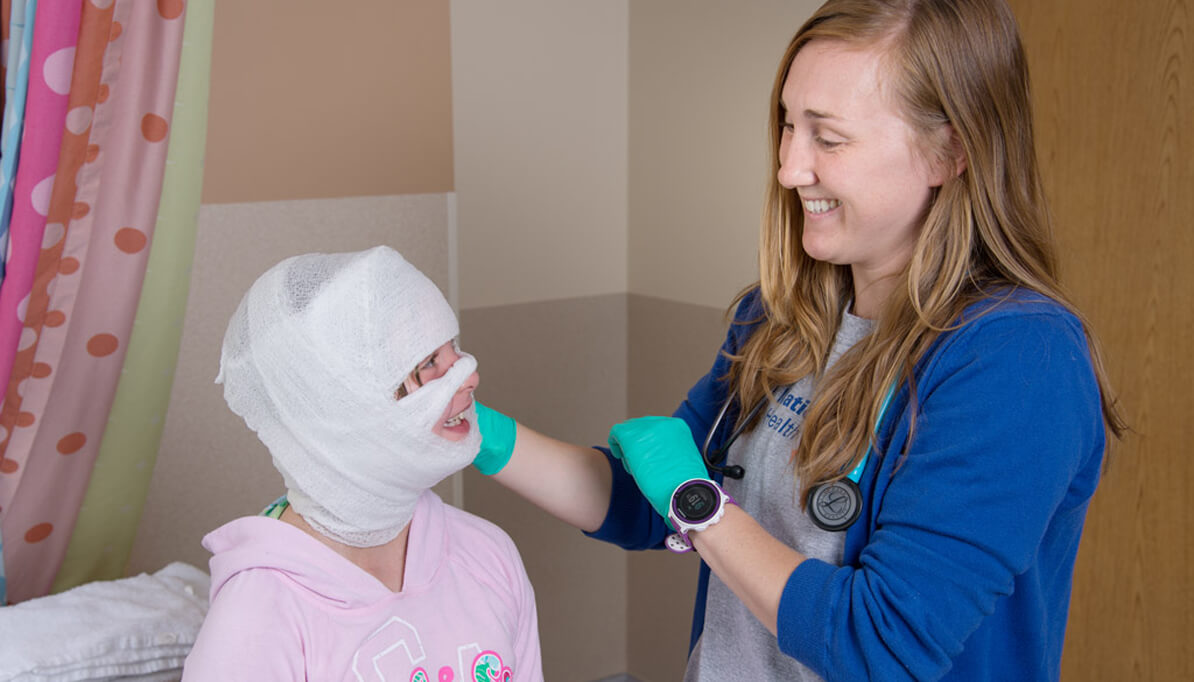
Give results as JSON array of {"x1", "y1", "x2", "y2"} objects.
[
  {"x1": 397, "y1": 339, "x2": 480, "y2": 443},
  {"x1": 218, "y1": 246, "x2": 482, "y2": 547}
]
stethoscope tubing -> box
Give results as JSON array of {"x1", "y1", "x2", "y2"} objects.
[
  {"x1": 701, "y1": 383, "x2": 896, "y2": 531},
  {"x1": 700, "y1": 394, "x2": 766, "y2": 471}
]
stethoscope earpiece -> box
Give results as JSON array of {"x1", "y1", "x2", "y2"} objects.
[
  {"x1": 718, "y1": 463, "x2": 745, "y2": 480},
  {"x1": 701, "y1": 397, "x2": 765, "y2": 481}
]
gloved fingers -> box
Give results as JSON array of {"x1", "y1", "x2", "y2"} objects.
[
  {"x1": 609, "y1": 416, "x2": 700, "y2": 464},
  {"x1": 473, "y1": 400, "x2": 518, "y2": 475},
  {"x1": 608, "y1": 416, "x2": 710, "y2": 522},
  {"x1": 608, "y1": 437, "x2": 627, "y2": 462}
]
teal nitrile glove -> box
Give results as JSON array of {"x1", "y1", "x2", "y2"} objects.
[
  {"x1": 608, "y1": 416, "x2": 710, "y2": 526},
  {"x1": 473, "y1": 400, "x2": 517, "y2": 475}
]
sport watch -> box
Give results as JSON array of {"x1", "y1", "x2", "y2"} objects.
[{"x1": 665, "y1": 478, "x2": 736, "y2": 554}]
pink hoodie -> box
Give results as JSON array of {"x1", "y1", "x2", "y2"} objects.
[{"x1": 183, "y1": 491, "x2": 542, "y2": 682}]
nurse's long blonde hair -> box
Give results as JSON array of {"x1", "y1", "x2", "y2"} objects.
[{"x1": 725, "y1": 0, "x2": 1126, "y2": 506}]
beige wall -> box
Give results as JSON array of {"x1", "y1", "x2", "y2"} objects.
[
  {"x1": 629, "y1": 0, "x2": 819, "y2": 308},
  {"x1": 450, "y1": 4, "x2": 824, "y2": 679},
  {"x1": 452, "y1": 0, "x2": 629, "y2": 309},
  {"x1": 451, "y1": 0, "x2": 814, "y2": 311},
  {"x1": 621, "y1": 12, "x2": 820, "y2": 675},
  {"x1": 450, "y1": 1, "x2": 630, "y2": 675},
  {"x1": 201, "y1": 0, "x2": 454, "y2": 203},
  {"x1": 461, "y1": 296, "x2": 631, "y2": 680},
  {"x1": 626, "y1": 295, "x2": 730, "y2": 681}
]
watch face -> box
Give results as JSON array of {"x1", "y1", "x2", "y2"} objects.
[{"x1": 676, "y1": 482, "x2": 718, "y2": 523}]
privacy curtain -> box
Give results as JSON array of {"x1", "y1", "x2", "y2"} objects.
[{"x1": 0, "y1": 0, "x2": 209, "y2": 605}]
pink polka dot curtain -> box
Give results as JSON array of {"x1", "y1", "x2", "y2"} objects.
[{"x1": 0, "y1": 0, "x2": 204, "y2": 604}]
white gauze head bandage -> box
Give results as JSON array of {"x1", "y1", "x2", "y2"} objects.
[{"x1": 217, "y1": 246, "x2": 480, "y2": 547}]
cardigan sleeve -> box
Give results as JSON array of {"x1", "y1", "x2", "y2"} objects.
[{"x1": 776, "y1": 306, "x2": 1105, "y2": 680}]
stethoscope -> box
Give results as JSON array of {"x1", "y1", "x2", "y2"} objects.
[{"x1": 701, "y1": 383, "x2": 895, "y2": 532}]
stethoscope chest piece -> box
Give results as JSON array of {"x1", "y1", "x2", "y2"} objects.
[
  {"x1": 706, "y1": 382, "x2": 893, "y2": 532},
  {"x1": 807, "y1": 478, "x2": 863, "y2": 532}
]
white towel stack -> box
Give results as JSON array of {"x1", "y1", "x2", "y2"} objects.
[{"x1": 0, "y1": 562, "x2": 210, "y2": 682}]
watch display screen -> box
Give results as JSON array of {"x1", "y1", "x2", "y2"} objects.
[{"x1": 678, "y1": 484, "x2": 717, "y2": 522}]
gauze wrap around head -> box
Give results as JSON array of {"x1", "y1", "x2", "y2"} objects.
[{"x1": 217, "y1": 246, "x2": 480, "y2": 547}]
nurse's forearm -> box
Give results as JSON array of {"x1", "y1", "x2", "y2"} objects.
[
  {"x1": 691, "y1": 505, "x2": 805, "y2": 635},
  {"x1": 492, "y1": 426, "x2": 612, "y2": 533}
]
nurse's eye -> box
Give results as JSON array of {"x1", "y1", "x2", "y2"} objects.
[{"x1": 814, "y1": 135, "x2": 843, "y2": 150}]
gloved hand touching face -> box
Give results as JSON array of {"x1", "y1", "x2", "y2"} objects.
[
  {"x1": 608, "y1": 416, "x2": 710, "y2": 527},
  {"x1": 473, "y1": 401, "x2": 517, "y2": 475}
]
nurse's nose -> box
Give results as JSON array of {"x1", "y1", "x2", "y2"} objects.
[{"x1": 777, "y1": 131, "x2": 816, "y2": 189}]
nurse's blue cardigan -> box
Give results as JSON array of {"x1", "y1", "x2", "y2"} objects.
[{"x1": 587, "y1": 287, "x2": 1105, "y2": 681}]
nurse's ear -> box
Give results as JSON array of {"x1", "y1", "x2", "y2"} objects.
[{"x1": 926, "y1": 123, "x2": 967, "y2": 187}]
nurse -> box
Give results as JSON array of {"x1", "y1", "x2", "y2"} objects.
[{"x1": 473, "y1": 0, "x2": 1125, "y2": 680}]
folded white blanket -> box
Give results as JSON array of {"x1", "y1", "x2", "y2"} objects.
[{"x1": 0, "y1": 562, "x2": 210, "y2": 682}]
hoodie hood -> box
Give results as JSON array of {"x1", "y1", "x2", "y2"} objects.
[{"x1": 203, "y1": 490, "x2": 447, "y2": 608}]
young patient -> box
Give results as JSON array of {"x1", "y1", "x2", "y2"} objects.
[{"x1": 183, "y1": 246, "x2": 542, "y2": 682}]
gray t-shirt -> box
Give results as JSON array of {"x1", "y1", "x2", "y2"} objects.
[{"x1": 686, "y1": 310, "x2": 874, "y2": 682}]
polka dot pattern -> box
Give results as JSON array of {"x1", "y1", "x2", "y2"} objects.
[
  {"x1": 158, "y1": 0, "x2": 185, "y2": 21},
  {"x1": 24, "y1": 523, "x2": 53, "y2": 543},
  {"x1": 57, "y1": 433, "x2": 87, "y2": 455},
  {"x1": 87, "y1": 334, "x2": 119, "y2": 357},
  {"x1": 43, "y1": 47, "x2": 77, "y2": 95},
  {"x1": 0, "y1": 0, "x2": 188, "y2": 603},
  {"x1": 17, "y1": 328, "x2": 37, "y2": 351},
  {"x1": 65, "y1": 106, "x2": 93, "y2": 135},
  {"x1": 114, "y1": 227, "x2": 148, "y2": 253},
  {"x1": 141, "y1": 114, "x2": 168, "y2": 142},
  {"x1": 42, "y1": 222, "x2": 66, "y2": 248},
  {"x1": 30, "y1": 176, "x2": 54, "y2": 216}
]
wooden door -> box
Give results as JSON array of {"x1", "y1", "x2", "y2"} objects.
[{"x1": 1007, "y1": 1, "x2": 1193, "y2": 679}]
